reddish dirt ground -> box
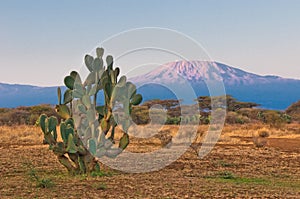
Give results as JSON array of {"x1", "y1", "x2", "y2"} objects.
[{"x1": 1, "y1": 125, "x2": 300, "y2": 198}]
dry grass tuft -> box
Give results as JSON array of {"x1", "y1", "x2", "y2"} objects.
[
  {"x1": 257, "y1": 128, "x2": 270, "y2": 138},
  {"x1": 253, "y1": 128, "x2": 270, "y2": 148},
  {"x1": 253, "y1": 137, "x2": 268, "y2": 148}
]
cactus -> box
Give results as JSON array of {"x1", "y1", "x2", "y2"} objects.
[{"x1": 38, "y1": 47, "x2": 142, "y2": 174}]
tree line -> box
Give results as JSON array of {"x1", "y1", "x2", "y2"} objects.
[{"x1": 0, "y1": 95, "x2": 299, "y2": 127}]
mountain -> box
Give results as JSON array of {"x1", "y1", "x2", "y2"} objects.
[
  {"x1": 130, "y1": 61, "x2": 300, "y2": 110},
  {"x1": 1, "y1": 61, "x2": 300, "y2": 110},
  {"x1": 0, "y1": 83, "x2": 61, "y2": 108}
]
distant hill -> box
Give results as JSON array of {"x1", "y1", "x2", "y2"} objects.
[
  {"x1": 0, "y1": 83, "x2": 61, "y2": 108},
  {"x1": 1, "y1": 61, "x2": 300, "y2": 110}
]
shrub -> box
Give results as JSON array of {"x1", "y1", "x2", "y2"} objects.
[
  {"x1": 286, "y1": 100, "x2": 300, "y2": 122},
  {"x1": 237, "y1": 108, "x2": 261, "y2": 121},
  {"x1": 0, "y1": 104, "x2": 58, "y2": 126},
  {"x1": 131, "y1": 106, "x2": 150, "y2": 124},
  {"x1": 257, "y1": 110, "x2": 288, "y2": 128},
  {"x1": 226, "y1": 111, "x2": 250, "y2": 124},
  {"x1": 166, "y1": 117, "x2": 180, "y2": 125}
]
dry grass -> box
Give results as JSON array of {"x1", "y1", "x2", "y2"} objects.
[
  {"x1": 1, "y1": 123, "x2": 299, "y2": 147},
  {"x1": 222, "y1": 123, "x2": 300, "y2": 137},
  {"x1": 0, "y1": 125, "x2": 43, "y2": 145}
]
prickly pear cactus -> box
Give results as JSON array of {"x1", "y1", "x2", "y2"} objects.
[{"x1": 38, "y1": 47, "x2": 142, "y2": 174}]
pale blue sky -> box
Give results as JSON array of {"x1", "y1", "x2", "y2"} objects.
[{"x1": 0, "y1": 0, "x2": 300, "y2": 86}]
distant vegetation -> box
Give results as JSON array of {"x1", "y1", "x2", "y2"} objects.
[
  {"x1": 1, "y1": 95, "x2": 299, "y2": 127},
  {"x1": 286, "y1": 100, "x2": 300, "y2": 122},
  {"x1": 0, "y1": 104, "x2": 59, "y2": 125},
  {"x1": 132, "y1": 95, "x2": 295, "y2": 127}
]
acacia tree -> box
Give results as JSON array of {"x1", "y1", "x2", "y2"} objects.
[
  {"x1": 196, "y1": 95, "x2": 259, "y2": 112},
  {"x1": 38, "y1": 48, "x2": 142, "y2": 174}
]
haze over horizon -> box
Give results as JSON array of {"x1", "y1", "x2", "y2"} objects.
[{"x1": 1, "y1": 0, "x2": 300, "y2": 86}]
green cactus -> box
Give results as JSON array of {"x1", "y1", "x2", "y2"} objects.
[{"x1": 38, "y1": 47, "x2": 142, "y2": 174}]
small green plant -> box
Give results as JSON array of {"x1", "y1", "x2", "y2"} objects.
[
  {"x1": 92, "y1": 182, "x2": 107, "y2": 190},
  {"x1": 212, "y1": 175, "x2": 270, "y2": 185},
  {"x1": 24, "y1": 162, "x2": 54, "y2": 188},
  {"x1": 281, "y1": 113, "x2": 292, "y2": 123},
  {"x1": 203, "y1": 171, "x2": 236, "y2": 180},
  {"x1": 38, "y1": 47, "x2": 142, "y2": 174},
  {"x1": 217, "y1": 171, "x2": 235, "y2": 179},
  {"x1": 90, "y1": 170, "x2": 114, "y2": 177},
  {"x1": 215, "y1": 160, "x2": 234, "y2": 168}
]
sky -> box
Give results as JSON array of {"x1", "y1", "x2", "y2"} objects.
[{"x1": 0, "y1": 0, "x2": 300, "y2": 86}]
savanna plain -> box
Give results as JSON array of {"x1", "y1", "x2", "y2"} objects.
[{"x1": 1, "y1": 123, "x2": 300, "y2": 199}]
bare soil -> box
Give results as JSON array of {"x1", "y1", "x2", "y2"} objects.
[{"x1": 0, "y1": 124, "x2": 300, "y2": 198}]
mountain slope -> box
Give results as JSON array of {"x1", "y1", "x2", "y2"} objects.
[
  {"x1": 0, "y1": 83, "x2": 60, "y2": 108},
  {"x1": 130, "y1": 61, "x2": 300, "y2": 110},
  {"x1": 132, "y1": 61, "x2": 294, "y2": 85}
]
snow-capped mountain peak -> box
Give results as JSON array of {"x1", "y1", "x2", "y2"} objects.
[{"x1": 131, "y1": 60, "x2": 285, "y2": 86}]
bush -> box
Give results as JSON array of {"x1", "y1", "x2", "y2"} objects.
[
  {"x1": 237, "y1": 108, "x2": 261, "y2": 121},
  {"x1": 0, "y1": 104, "x2": 58, "y2": 125},
  {"x1": 226, "y1": 111, "x2": 250, "y2": 124},
  {"x1": 166, "y1": 117, "x2": 180, "y2": 125},
  {"x1": 257, "y1": 110, "x2": 289, "y2": 128},
  {"x1": 131, "y1": 106, "x2": 150, "y2": 124},
  {"x1": 286, "y1": 100, "x2": 300, "y2": 122}
]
